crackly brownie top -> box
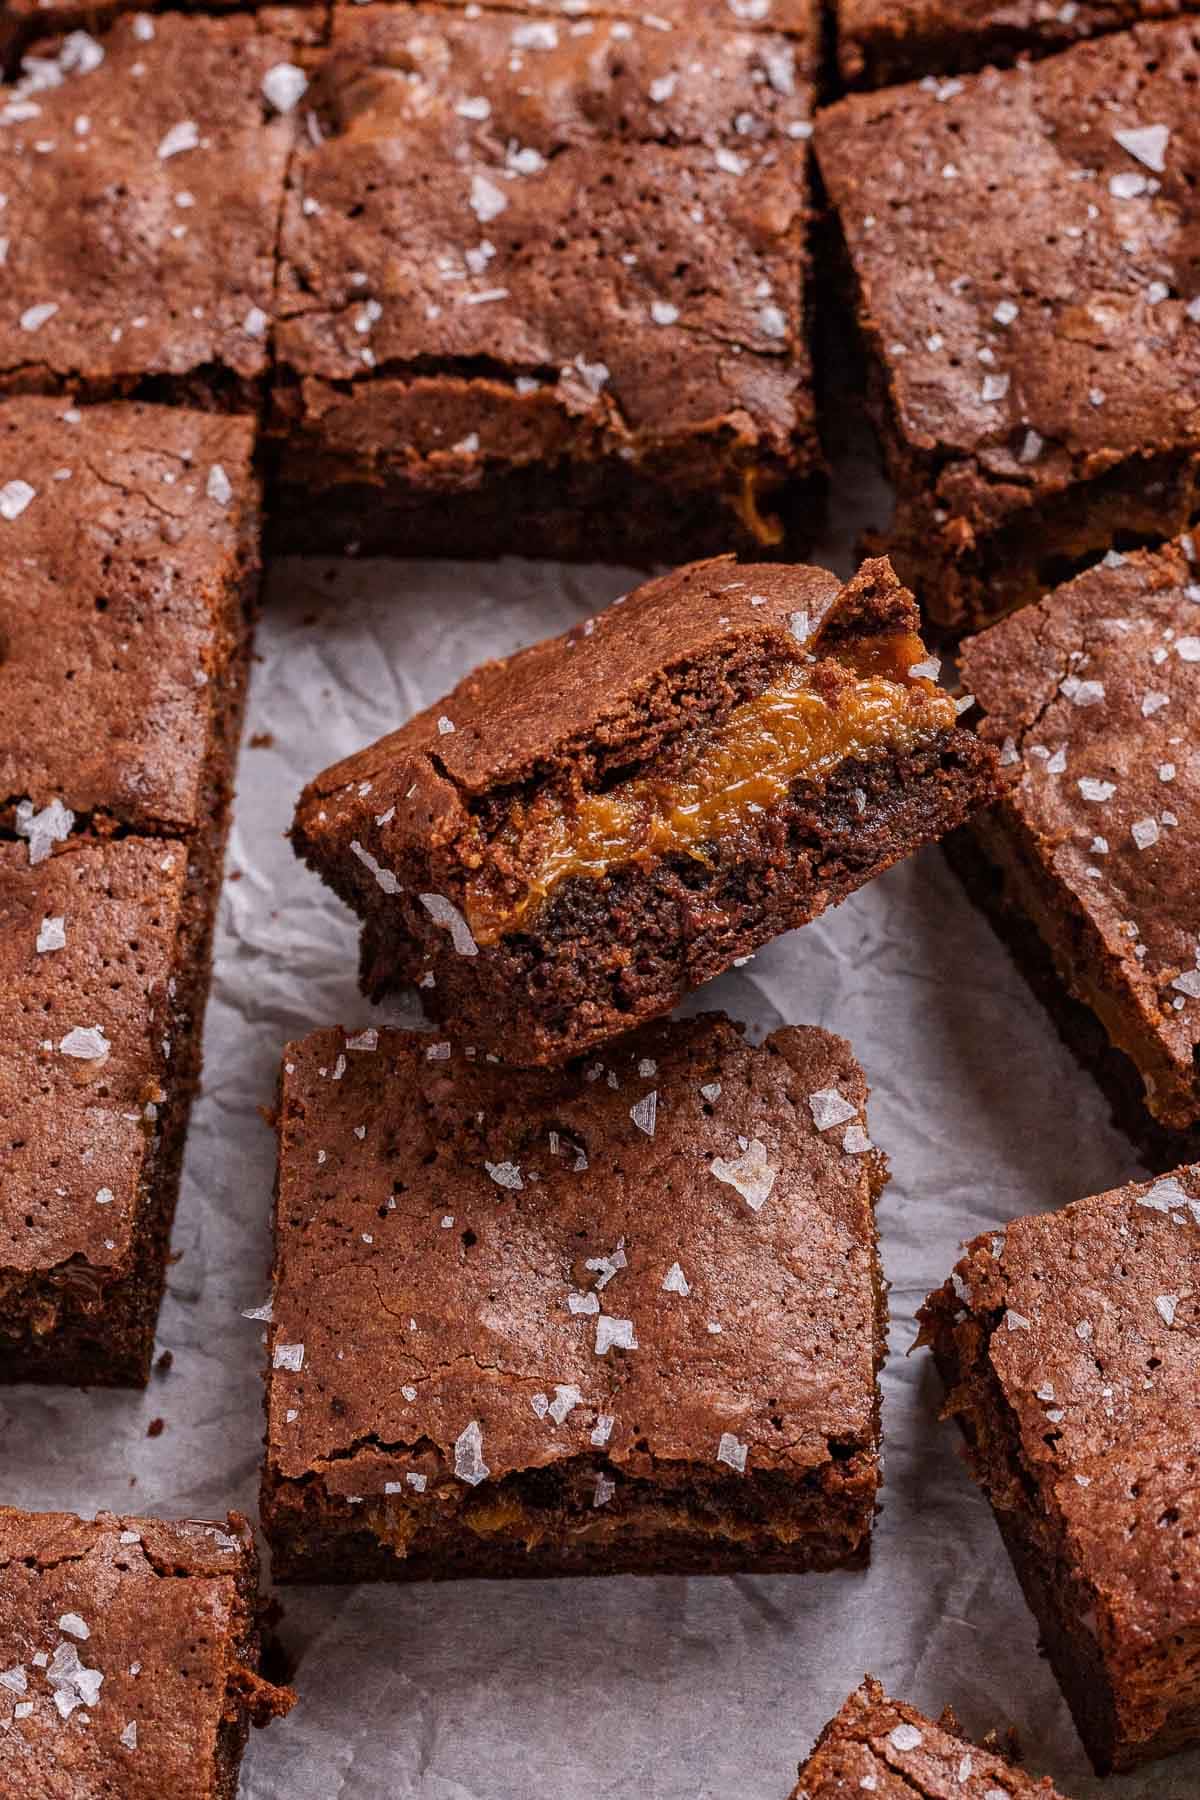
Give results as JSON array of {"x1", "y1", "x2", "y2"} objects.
[
  {"x1": 276, "y1": 3, "x2": 814, "y2": 445},
  {"x1": 793, "y1": 1677, "x2": 1066, "y2": 1797},
  {"x1": 296, "y1": 554, "x2": 952, "y2": 856},
  {"x1": 0, "y1": 399, "x2": 256, "y2": 832},
  {"x1": 267, "y1": 1013, "x2": 884, "y2": 1498},
  {"x1": 0, "y1": 1508, "x2": 257, "y2": 1797},
  {"x1": 328, "y1": 0, "x2": 818, "y2": 29},
  {"x1": 961, "y1": 536, "x2": 1200, "y2": 1113},
  {"x1": 0, "y1": 837, "x2": 188, "y2": 1281},
  {"x1": 816, "y1": 21, "x2": 1200, "y2": 487},
  {"x1": 837, "y1": 0, "x2": 1187, "y2": 78},
  {"x1": 0, "y1": 11, "x2": 306, "y2": 390},
  {"x1": 938, "y1": 1167, "x2": 1200, "y2": 1647}
]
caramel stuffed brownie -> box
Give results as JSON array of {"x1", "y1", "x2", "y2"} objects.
[
  {"x1": 270, "y1": 0, "x2": 822, "y2": 561},
  {"x1": 792, "y1": 1678, "x2": 1071, "y2": 1797},
  {"x1": 815, "y1": 23, "x2": 1200, "y2": 635},
  {"x1": 0, "y1": 399, "x2": 259, "y2": 1383},
  {"x1": 919, "y1": 1166, "x2": 1200, "y2": 1773},
  {"x1": 0, "y1": 1508, "x2": 292, "y2": 1797},
  {"x1": 293, "y1": 554, "x2": 997, "y2": 1066},
  {"x1": 837, "y1": 0, "x2": 1199, "y2": 87},
  {"x1": 262, "y1": 1013, "x2": 888, "y2": 1581},
  {"x1": 948, "y1": 537, "x2": 1200, "y2": 1159},
  {"x1": 0, "y1": 10, "x2": 313, "y2": 408}
]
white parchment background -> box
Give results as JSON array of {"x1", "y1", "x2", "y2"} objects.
[{"x1": 5, "y1": 425, "x2": 1198, "y2": 1799}]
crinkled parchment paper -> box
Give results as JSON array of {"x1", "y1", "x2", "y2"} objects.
[{"x1": 5, "y1": 429, "x2": 1197, "y2": 1798}]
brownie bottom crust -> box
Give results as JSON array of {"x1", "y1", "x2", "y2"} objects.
[
  {"x1": 346, "y1": 730, "x2": 998, "y2": 1066},
  {"x1": 0, "y1": 565, "x2": 256, "y2": 1387},
  {"x1": 922, "y1": 1286, "x2": 1200, "y2": 1773},
  {"x1": 266, "y1": 444, "x2": 825, "y2": 567},
  {"x1": 943, "y1": 823, "x2": 1200, "y2": 1173}
]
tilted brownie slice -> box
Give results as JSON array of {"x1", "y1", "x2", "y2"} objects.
[
  {"x1": 0, "y1": 400, "x2": 259, "y2": 1382},
  {"x1": 262, "y1": 1013, "x2": 888, "y2": 1581},
  {"x1": 949, "y1": 537, "x2": 1200, "y2": 1157},
  {"x1": 792, "y1": 1678, "x2": 1071, "y2": 1797},
  {"x1": 271, "y1": 1, "x2": 821, "y2": 561},
  {"x1": 836, "y1": 0, "x2": 1197, "y2": 87},
  {"x1": 815, "y1": 24, "x2": 1200, "y2": 635},
  {"x1": 0, "y1": 11, "x2": 312, "y2": 408},
  {"x1": 919, "y1": 1167, "x2": 1200, "y2": 1773},
  {"x1": 0, "y1": 1508, "x2": 292, "y2": 1796},
  {"x1": 293, "y1": 555, "x2": 997, "y2": 1066}
]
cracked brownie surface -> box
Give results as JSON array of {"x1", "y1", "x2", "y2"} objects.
[
  {"x1": 920, "y1": 1167, "x2": 1200, "y2": 1773},
  {"x1": 815, "y1": 22, "x2": 1200, "y2": 633},
  {"x1": 0, "y1": 1507, "x2": 292, "y2": 1799},
  {"x1": 791, "y1": 1677, "x2": 1069, "y2": 1796},
  {"x1": 954, "y1": 535, "x2": 1200, "y2": 1135},
  {"x1": 0, "y1": 399, "x2": 259, "y2": 1383},
  {"x1": 271, "y1": 0, "x2": 821, "y2": 559},
  {"x1": 292, "y1": 553, "x2": 997, "y2": 1066},
  {"x1": 262, "y1": 1012, "x2": 888, "y2": 1580}
]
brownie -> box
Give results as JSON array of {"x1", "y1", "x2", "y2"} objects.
[
  {"x1": 949, "y1": 536, "x2": 1200, "y2": 1154},
  {"x1": 0, "y1": 11, "x2": 311, "y2": 408},
  {"x1": 837, "y1": 0, "x2": 1199, "y2": 87},
  {"x1": 0, "y1": 1, "x2": 320, "y2": 75},
  {"x1": 270, "y1": 0, "x2": 823, "y2": 561},
  {"x1": 919, "y1": 1166, "x2": 1200, "y2": 1773},
  {"x1": 0, "y1": 400, "x2": 259, "y2": 1383},
  {"x1": 292, "y1": 554, "x2": 998, "y2": 1066},
  {"x1": 791, "y1": 1678, "x2": 1070, "y2": 1797},
  {"x1": 261, "y1": 1013, "x2": 889, "y2": 1581},
  {"x1": 0, "y1": 1507, "x2": 292, "y2": 1796},
  {"x1": 815, "y1": 23, "x2": 1200, "y2": 636}
]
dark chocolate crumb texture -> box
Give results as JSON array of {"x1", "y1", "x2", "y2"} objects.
[
  {"x1": 262, "y1": 1013, "x2": 888, "y2": 1582},
  {"x1": 293, "y1": 554, "x2": 997, "y2": 1066},
  {"x1": 837, "y1": 0, "x2": 1200, "y2": 88},
  {"x1": 0, "y1": 10, "x2": 313, "y2": 408},
  {"x1": 269, "y1": 0, "x2": 822, "y2": 561},
  {"x1": 0, "y1": 398, "x2": 260, "y2": 1384},
  {"x1": 920, "y1": 1166, "x2": 1200, "y2": 1774},
  {"x1": 815, "y1": 22, "x2": 1200, "y2": 636},
  {"x1": 791, "y1": 1677, "x2": 1071, "y2": 1797},
  {"x1": 955, "y1": 535, "x2": 1200, "y2": 1139},
  {"x1": 0, "y1": 1508, "x2": 293, "y2": 1798}
]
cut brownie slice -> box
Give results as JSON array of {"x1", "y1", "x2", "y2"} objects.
[
  {"x1": 292, "y1": 554, "x2": 998, "y2": 1066},
  {"x1": 0, "y1": 1508, "x2": 292, "y2": 1795},
  {"x1": 792, "y1": 1678, "x2": 1071, "y2": 1797},
  {"x1": 815, "y1": 24, "x2": 1200, "y2": 634},
  {"x1": 919, "y1": 1167, "x2": 1200, "y2": 1773},
  {"x1": 270, "y1": 1, "x2": 822, "y2": 561},
  {"x1": 836, "y1": 0, "x2": 1198, "y2": 87},
  {"x1": 0, "y1": 11, "x2": 311, "y2": 408},
  {"x1": 262, "y1": 1013, "x2": 888, "y2": 1581},
  {"x1": 0, "y1": 400, "x2": 259, "y2": 1383},
  {"x1": 949, "y1": 537, "x2": 1200, "y2": 1151}
]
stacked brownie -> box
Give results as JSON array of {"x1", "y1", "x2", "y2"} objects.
[
  {"x1": 0, "y1": 1507, "x2": 292, "y2": 1795},
  {"x1": 0, "y1": 399, "x2": 260, "y2": 1383}
]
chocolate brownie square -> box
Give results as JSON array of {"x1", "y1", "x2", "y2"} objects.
[
  {"x1": 0, "y1": 11, "x2": 311, "y2": 408},
  {"x1": 0, "y1": 1, "x2": 318, "y2": 75},
  {"x1": 919, "y1": 1166, "x2": 1200, "y2": 1773},
  {"x1": 792, "y1": 1678, "x2": 1071, "y2": 1797},
  {"x1": 815, "y1": 23, "x2": 1200, "y2": 635},
  {"x1": 0, "y1": 399, "x2": 259, "y2": 1383},
  {"x1": 949, "y1": 536, "x2": 1200, "y2": 1154},
  {"x1": 261, "y1": 1013, "x2": 888, "y2": 1581},
  {"x1": 292, "y1": 554, "x2": 997, "y2": 1066},
  {"x1": 836, "y1": 0, "x2": 1198, "y2": 87},
  {"x1": 0, "y1": 1508, "x2": 292, "y2": 1795},
  {"x1": 270, "y1": 1, "x2": 822, "y2": 561}
]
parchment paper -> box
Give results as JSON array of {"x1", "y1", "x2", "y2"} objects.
[{"x1": 5, "y1": 430, "x2": 1198, "y2": 1798}]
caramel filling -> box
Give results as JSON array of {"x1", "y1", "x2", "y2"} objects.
[{"x1": 464, "y1": 630, "x2": 955, "y2": 946}]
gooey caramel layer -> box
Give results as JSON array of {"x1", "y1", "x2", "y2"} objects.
[{"x1": 463, "y1": 629, "x2": 956, "y2": 946}]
